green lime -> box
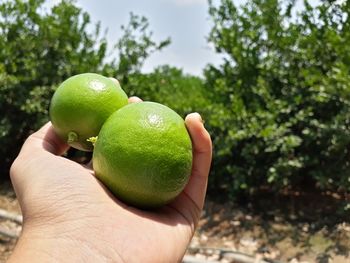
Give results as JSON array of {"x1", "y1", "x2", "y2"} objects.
[
  {"x1": 93, "y1": 102, "x2": 193, "y2": 208},
  {"x1": 49, "y1": 73, "x2": 128, "y2": 151}
]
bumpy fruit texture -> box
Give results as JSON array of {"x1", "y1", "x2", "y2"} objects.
[
  {"x1": 93, "y1": 102, "x2": 193, "y2": 208},
  {"x1": 49, "y1": 73, "x2": 128, "y2": 151}
]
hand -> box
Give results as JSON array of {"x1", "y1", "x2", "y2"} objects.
[{"x1": 9, "y1": 97, "x2": 212, "y2": 263}]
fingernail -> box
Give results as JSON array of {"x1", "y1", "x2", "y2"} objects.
[{"x1": 193, "y1": 112, "x2": 204, "y2": 124}]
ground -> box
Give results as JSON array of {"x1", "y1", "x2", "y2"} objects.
[
  {"x1": 0, "y1": 181, "x2": 19, "y2": 262},
  {"x1": 0, "y1": 181, "x2": 349, "y2": 263}
]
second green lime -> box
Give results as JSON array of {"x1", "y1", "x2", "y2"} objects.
[{"x1": 93, "y1": 102, "x2": 193, "y2": 208}]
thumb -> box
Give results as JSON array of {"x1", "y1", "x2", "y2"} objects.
[
  {"x1": 183, "y1": 113, "x2": 212, "y2": 210},
  {"x1": 168, "y1": 112, "x2": 212, "y2": 232}
]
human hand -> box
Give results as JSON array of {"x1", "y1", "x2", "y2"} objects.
[{"x1": 9, "y1": 97, "x2": 212, "y2": 263}]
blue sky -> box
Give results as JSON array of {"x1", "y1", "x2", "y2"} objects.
[{"x1": 57, "y1": 0, "x2": 224, "y2": 76}]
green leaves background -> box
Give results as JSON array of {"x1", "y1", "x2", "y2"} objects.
[{"x1": 2, "y1": 0, "x2": 350, "y2": 199}]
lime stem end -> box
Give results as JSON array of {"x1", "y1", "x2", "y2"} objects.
[{"x1": 67, "y1": 131, "x2": 78, "y2": 143}]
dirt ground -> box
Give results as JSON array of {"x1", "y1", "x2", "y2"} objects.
[
  {"x1": 0, "y1": 181, "x2": 20, "y2": 262},
  {"x1": 0, "y1": 181, "x2": 349, "y2": 263}
]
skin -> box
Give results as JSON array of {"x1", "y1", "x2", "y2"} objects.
[{"x1": 9, "y1": 96, "x2": 212, "y2": 263}]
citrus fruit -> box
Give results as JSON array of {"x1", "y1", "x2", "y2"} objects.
[
  {"x1": 49, "y1": 73, "x2": 128, "y2": 151},
  {"x1": 92, "y1": 102, "x2": 193, "y2": 208}
]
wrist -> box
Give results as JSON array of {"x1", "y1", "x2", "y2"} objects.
[{"x1": 9, "y1": 223, "x2": 124, "y2": 263}]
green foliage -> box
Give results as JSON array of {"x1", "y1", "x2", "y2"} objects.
[
  {"x1": 1, "y1": 0, "x2": 106, "y2": 172},
  {"x1": 0, "y1": 0, "x2": 169, "y2": 175},
  {"x1": 2, "y1": 0, "x2": 350, "y2": 201},
  {"x1": 205, "y1": 0, "x2": 350, "y2": 197}
]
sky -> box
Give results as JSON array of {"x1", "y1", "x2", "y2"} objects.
[{"x1": 45, "y1": 0, "x2": 224, "y2": 76}]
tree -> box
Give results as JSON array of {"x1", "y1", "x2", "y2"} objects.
[
  {"x1": 116, "y1": 13, "x2": 171, "y2": 84},
  {"x1": 205, "y1": 0, "x2": 350, "y2": 197},
  {"x1": 0, "y1": 0, "x2": 169, "y2": 177}
]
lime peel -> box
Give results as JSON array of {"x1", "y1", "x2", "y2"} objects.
[
  {"x1": 92, "y1": 102, "x2": 193, "y2": 208},
  {"x1": 49, "y1": 73, "x2": 128, "y2": 151}
]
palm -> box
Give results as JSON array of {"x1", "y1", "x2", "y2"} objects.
[{"x1": 10, "y1": 109, "x2": 211, "y2": 262}]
